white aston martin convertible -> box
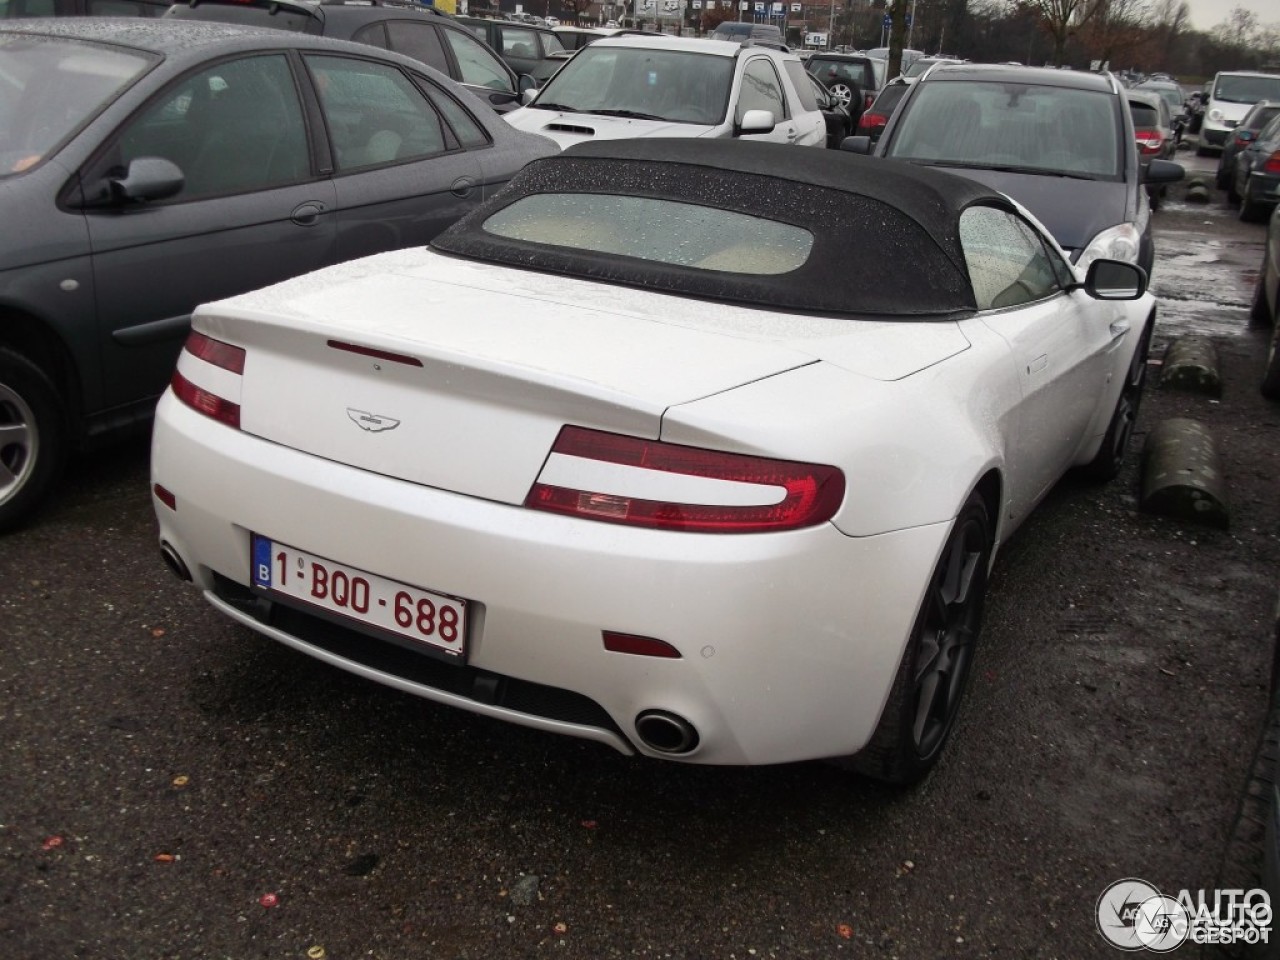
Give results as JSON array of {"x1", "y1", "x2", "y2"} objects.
[{"x1": 152, "y1": 139, "x2": 1156, "y2": 784}]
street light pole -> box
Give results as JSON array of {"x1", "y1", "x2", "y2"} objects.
[{"x1": 826, "y1": 0, "x2": 834, "y2": 49}]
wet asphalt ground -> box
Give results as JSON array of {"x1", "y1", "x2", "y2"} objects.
[{"x1": 2, "y1": 148, "x2": 1279, "y2": 960}]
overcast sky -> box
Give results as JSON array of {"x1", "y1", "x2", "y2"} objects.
[{"x1": 1183, "y1": 0, "x2": 1278, "y2": 32}]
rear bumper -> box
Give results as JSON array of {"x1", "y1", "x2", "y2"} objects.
[{"x1": 152, "y1": 394, "x2": 952, "y2": 766}]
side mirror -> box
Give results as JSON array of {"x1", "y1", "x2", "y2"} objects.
[
  {"x1": 517, "y1": 74, "x2": 538, "y2": 95},
  {"x1": 736, "y1": 109, "x2": 776, "y2": 136},
  {"x1": 839, "y1": 134, "x2": 872, "y2": 154},
  {"x1": 1085, "y1": 258, "x2": 1148, "y2": 300},
  {"x1": 1142, "y1": 157, "x2": 1184, "y2": 185},
  {"x1": 1236, "y1": 130, "x2": 1257, "y2": 145},
  {"x1": 94, "y1": 156, "x2": 184, "y2": 206}
]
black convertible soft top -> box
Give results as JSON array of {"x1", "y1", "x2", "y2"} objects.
[{"x1": 432, "y1": 138, "x2": 1014, "y2": 318}]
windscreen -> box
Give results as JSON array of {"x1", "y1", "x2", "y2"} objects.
[
  {"x1": 531, "y1": 46, "x2": 732, "y2": 125},
  {"x1": 1214, "y1": 74, "x2": 1280, "y2": 105},
  {"x1": 0, "y1": 34, "x2": 155, "y2": 177},
  {"x1": 885, "y1": 80, "x2": 1121, "y2": 179}
]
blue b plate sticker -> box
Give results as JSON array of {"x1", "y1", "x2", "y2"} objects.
[{"x1": 251, "y1": 533, "x2": 273, "y2": 589}]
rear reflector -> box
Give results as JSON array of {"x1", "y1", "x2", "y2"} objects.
[
  {"x1": 602, "y1": 631, "x2": 682, "y2": 658},
  {"x1": 1265, "y1": 151, "x2": 1280, "y2": 175},
  {"x1": 153, "y1": 483, "x2": 177, "y2": 511},
  {"x1": 525, "y1": 426, "x2": 845, "y2": 533}
]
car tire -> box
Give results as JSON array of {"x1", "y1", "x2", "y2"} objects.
[
  {"x1": 1080, "y1": 320, "x2": 1152, "y2": 481},
  {"x1": 1262, "y1": 321, "x2": 1280, "y2": 401},
  {"x1": 0, "y1": 347, "x2": 67, "y2": 534},
  {"x1": 1216, "y1": 163, "x2": 1230, "y2": 190},
  {"x1": 1240, "y1": 191, "x2": 1269, "y2": 223},
  {"x1": 843, "y1": 491, "x2": 991, "y2": 786},
  {"x1": 1251, "y1": 271, "x2": 1273, "y2": 327}
]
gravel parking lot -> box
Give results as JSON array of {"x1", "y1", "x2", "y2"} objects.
[{"x1": 2, "y1": 149, "x2": 1278, "y2": 960}]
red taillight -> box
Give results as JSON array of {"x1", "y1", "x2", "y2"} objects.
[
  {"x1": 172, "y1": 370, "x2": 241, "y2": 428},
  {"x1": 1264, "y1": 151, "x2": 1280, "y2": 175},
  {"x1": 186, "y1": 330, "x2": 245, "y2": 374},
  {"x1": 857, "y1": 112, "x2": 888, "y2": 135},
  {"x1": 172, "y1": 331, "x2": 245, "y2": 428},
  {"x1": 524, "y1": 426, "x2": 845, "y2": 534},
  {"x1": 1134, "y1": 129, "x2": 1163, "y2": 155}
]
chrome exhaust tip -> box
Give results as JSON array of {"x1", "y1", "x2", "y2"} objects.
[
  {"x1": 635, "y1": 710, "x2": 699, "y2": 755},
  {"x1": 159, "y1": 541, "x2": 192, "y2": 582}
]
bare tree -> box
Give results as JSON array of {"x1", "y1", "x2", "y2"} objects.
[
  {"x1": 1019, "y1": 0, "x2": 1106, "y2": 65},
  {"x1": 1214, "y1": 5, "x2": 1260, "y2": 48},
  {"x1": 1084, "y1": 0, "x2": 1150, "y2": 67}
]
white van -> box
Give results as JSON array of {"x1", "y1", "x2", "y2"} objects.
[{"x1": 1200, "y1": 70, "x2": 1280, "y2": 153}]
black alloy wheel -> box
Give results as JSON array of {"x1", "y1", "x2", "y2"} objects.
[{"x1": 846, "y1": 492, "x2": 991, "y2": 785}]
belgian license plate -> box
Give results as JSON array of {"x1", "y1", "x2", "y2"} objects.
[{"x1": 251, "y1": 534, "x2": 466, "y2": 658}]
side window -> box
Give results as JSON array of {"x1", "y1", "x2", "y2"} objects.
[
  {"x1": 306, "y1": 55, "x2": 447, "y2": 172},
  {"x1": 351, "y1": 23, "x2": 389, "y2": 49},
  {"x1": 738, "y1": 58, "x2": 787, "y2": 124},
  {"x1": 386, "y1": 21, "x2": 449, "y2": 74},
  {"x1": 421, "y1": 81, "x2": 491, "y2": 149},
  {"x1": 442, "y1": 27, "x2": 515, "y2": 92},
  {"x1": 501, "y1": 27, "x2": 538, "y2": 60},
  {"x1": 960, "y1": 205, "x2": 1063, "y2": 311},
  {"x1": 784, "y1": 61, "x2": 819, "y2": 112},
  {"x1": 116, "y1": 54, "x2": 310, "y2": 200}
]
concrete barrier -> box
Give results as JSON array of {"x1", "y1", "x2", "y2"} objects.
[
  {"x1": 1140, "y1": 417, "x2": 1229, "y2": 528},
  {"x1": 1185, "y1": 179, "x2": 1212, "y2": 204},
  {"x1": 1161, "y1": 336, "x2": 1222, "y2": 396}
]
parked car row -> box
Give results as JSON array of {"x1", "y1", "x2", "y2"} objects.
[
  {"x1": 0, "y1": 17, "x2": 557, "y2": 532},
  {"x1": 0, "y1": 18, "x2": 1189, "y2": 784}
]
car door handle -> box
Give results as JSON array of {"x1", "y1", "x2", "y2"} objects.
[
  {"x1": 290, "y1": 201, "x2": 326, "y2": 226},
  {"x1": 1110, "y1": 320, "x2": 1131, "y2": 339}
]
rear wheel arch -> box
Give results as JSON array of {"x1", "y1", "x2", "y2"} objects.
[{"x1": 971, "y1": 468, "x2": 1003, "y2": 553}]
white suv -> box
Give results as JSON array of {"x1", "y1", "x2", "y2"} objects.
[{"x1": 504, "y1": 35, "x2": 826, "y2": 149}]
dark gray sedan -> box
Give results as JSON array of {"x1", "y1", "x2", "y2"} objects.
[
  {"x1": 844, "y1": 63, "x2": 1183, "y2": 278},
  {"x1": 0, "y1": 18, "x2": 557, "y2": 532}
]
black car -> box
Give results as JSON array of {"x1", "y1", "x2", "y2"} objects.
[
  {"x1": 847, "y1": 63, "x2": 1183, "y2": 277},
  {"x1": 0, "y1": 17, "x2": 556, "y2": 531},
  {"x1": 1219, "y1": 100, "x2": 1280, "y2": 190},
  {"x1": 455, "y1": 15, "x2": 571, "y2": 85},
  {"x1": 804, "y1": 52, "x2": 879, "y2": 114},
  {"x1": 1230, "y1": 111, "x2": 1280, "y2": 223},
  {"x1": 168, "y1": 0, "x2": 534, "y2": 112},
  {"x1": 808, "y1": 73, "x2": 851, "y2": 148},
  {"x1": 1254, "y1": 205, "x2": 1280, "y2": 398},
  {"x1": 855, "y1": 81, "x2": 907, "y2": 145}
]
